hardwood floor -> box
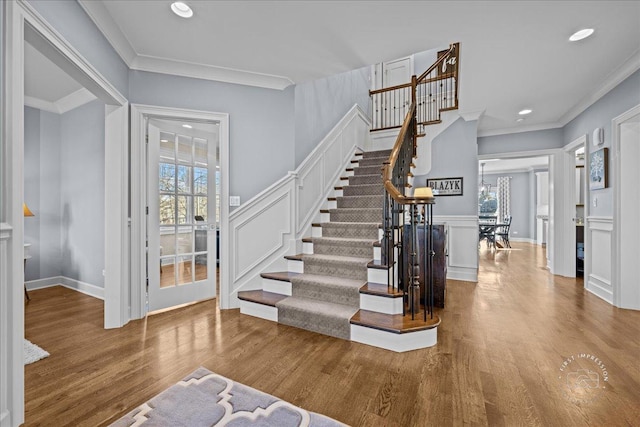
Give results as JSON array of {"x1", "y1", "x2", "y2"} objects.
[{"x1": 24, "y1": 242, "x2": 640, "y2": 426}]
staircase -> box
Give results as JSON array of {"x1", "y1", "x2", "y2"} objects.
[
  {"x1": 238, "y1": 150, "x2": 440, "y2": 352},
  {"x1": 238, "y1": 42, "x2": 460, "y2": 352}
]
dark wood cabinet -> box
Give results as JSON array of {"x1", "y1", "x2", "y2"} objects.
[{"x1": 402, "y1": 224, "x2": 448, "y2": 307}]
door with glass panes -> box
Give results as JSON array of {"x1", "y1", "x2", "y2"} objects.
[{"x1": 147, "y1": 121, "x2": 217, "y2": 311}]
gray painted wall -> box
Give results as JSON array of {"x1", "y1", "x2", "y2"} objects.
[
  {"x1": 294, "y1": 66, "x2": 370, "y2": 166},
  {"x1": 60, "y1": 100, "x2": 105, "y2": 287},
  {"x1": 129, "y1": 70, "x2": 295, "y2": 205},
  {"x1": 478, "y1": 128, "x2": 564, "y2": 156},
  {"x1": 23, "y1": 102, "x2": 105, "y2": 287},
  {"x1": 482, "y1": 171, "x2": 534, "y2": 240},
  {"x1": 414, "y1": 118, "x2": 478, "y2": 216},
  {"x1": 563, "y1": 69, "x2": 640, "y2": 217},
  {"x1": 27, "y1": 0, "x2": 129, "y2": 97},
  {"x1": 24, "y1": 107, "x2": 64, "y2": 281}
]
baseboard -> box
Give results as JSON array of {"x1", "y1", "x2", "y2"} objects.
[
  {"x1": 586, "y1": 275, "x2": 613, "y2": 304},
  {"x1": 25, "y1": 276, "x2": 64, "y2": 290},
  {"x1": 26, "y1": 276, "x2": 104, "y2": 300},
  {"x1": 509, "y1": 237, "x2": 536, "y2": 244},
  {"x1": 447, "y1": 266, "x2": 477, "y2": 282}
]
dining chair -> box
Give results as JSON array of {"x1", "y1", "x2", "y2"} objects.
[{"x1": 494, "y1": 215, "x2": 512, "y2": 248}]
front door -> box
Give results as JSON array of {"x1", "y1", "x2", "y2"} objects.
[{"x1": 147, "y1": 120, "x2": 218, "y2": 311}]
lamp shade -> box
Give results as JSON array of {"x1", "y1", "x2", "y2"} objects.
[
  {"x1": 23, "y1": 203, "x2": 35, "y2": 217},
  {"x1": 413, "y1": 187, "x2": 434, "y2": 198}
]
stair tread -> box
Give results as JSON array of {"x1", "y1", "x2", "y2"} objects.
[
  {"x1": 261, "y1": 271, "x2": 301, "y2": 282},
  {"x1": 320, "y1": 222, "x2": 382, "y2": 228},
  {"x1": 311, "y1": 236, "x2": 378, "y2": 245},
  {"x1": 292, "y1": 273, "x2": 365, "y2": 288},
  {"x1": 277, "y1": 296, "x2": 358, "y2": 318},
  {"x1": 303, "y1": 253, "x2": 372, "y2": 264},
  {"x1": 368, "y1": 259, "x2": 394, "y2": 270},
  {"x1": 360, "y1": 282, "x2": 404, "y2": 298},
  {"x1": 350, "y1": 310, "x2": 440, "y2": 334},
  {"x1": 238, "y1": 290, "x2": 287, "y2": 307}
]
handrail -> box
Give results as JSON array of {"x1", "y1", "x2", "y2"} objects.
[{"x1": 378, "y1": 42, "x2": 460, "y2": 322}]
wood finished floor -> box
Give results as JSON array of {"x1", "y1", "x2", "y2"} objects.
[{"x1": 24, "y1": 243, "x2": 640, "y2": 426}]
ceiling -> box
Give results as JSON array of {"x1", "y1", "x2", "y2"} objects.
[{"x1": 30, "y1": 1, "x2": 640, "y2": 136}]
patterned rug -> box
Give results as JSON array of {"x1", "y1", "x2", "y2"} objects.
[
  {"x1": 111, "y1": 367, "x2": 347, "y2": 426},
  {"x1": 24, "y1": 339, "x2": 49, "y2": 365}
]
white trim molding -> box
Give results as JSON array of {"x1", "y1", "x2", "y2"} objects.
[
  {"x1": 130, "y1": 104, "x2": 230, "y2": 314},
  {"x1": 25, "y1": 277, "x2": 105, "y2": 300},
  {"x1": 586, "y1": 216, "x2": 613, "y2": 304},
  {"x1": 226, "y1": 105, "x2": 371, "y2": 307},
  {"x1": 433, "y1": 215, "x2": 479, "y2": 282},
  {"x1": 24, "y1": 88, "x2": 97, "y2": 115},
  {"x1": 612, "y1": 103, "x2": 640, "y2": 310}
]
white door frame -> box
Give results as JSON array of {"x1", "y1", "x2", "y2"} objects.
[
  {"x1": 561, "y1": 135, "x2": 587, "y2": 279},
  {"x1": 612, "y1": 103, "x2": 640, "y2": 309},
  {"x1": 130, "y1": 104, "x2": 230, "y2": 318},
  {"x1": 479, "y1": 148, "x2": 568, "y2": 275},
  {"x1": 2, "y1": 1, "x2": 128, "y2": 425}
]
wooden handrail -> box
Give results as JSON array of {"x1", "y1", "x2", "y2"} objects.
[
  {"x1": 369, "y1": 82, "x2": 412, "y2": 96},
  {"x1": 417, "y1": 44, "x2": 457, "y2": 82}
]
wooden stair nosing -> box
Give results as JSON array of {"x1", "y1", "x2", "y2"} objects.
[
  {"x1": 360, "y1": 282, "x2": 403, "y2": 298},
  {"x1": 367, "y1": 260, "x2": 394, "y2": 270},
  {"x1": 284, "y1": 254, "x2": 303, "y2": 261},
  {"x1": 238, "y1": 290, "x2": 287, "y2": 307},
  {"x1": 327, "y1": 197, "x2": 337, "y2": 201},
  {"x1": 260, "y1": 271, "x2": 301, "y2": 282},
  {"x1": 350, "y1": 310, "x2": 440, "y2": 334}
]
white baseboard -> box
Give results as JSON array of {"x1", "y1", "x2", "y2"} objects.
[
  {"x1": 447, "y1": 266, "x2": 477, "y2": 282},
  {"x1": 509, "y1": 237, "x2": 536, "y2": 244},
  {"x1": 350, "y1": 324, "x2": 437, "y2": 352},
  {"x1": 586, "y1": 275, "x2": 613, "y2": 304},
  {"x1": 26, "y1": 276, "x2": 104, "y2": 300}
]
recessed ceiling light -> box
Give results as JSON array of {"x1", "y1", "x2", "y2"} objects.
[
  {"x1": 569, "y1": 28, "x2": 594, "y2": 42},
  {"x1": 518, "y1": 109, "x2": 532, "y2": 115},
  {"x1": 516, "y1": 118, "x2": 525, "y2": 122},
  {"x1": 160, "y1": 139, "x2": 169, "y2": 142},
  {"x1": 182, "y1": 124, "x2": 193, "y2": 129},
  {"x1": 171, "y1": 2, "x2": 193, "y2": 18}
]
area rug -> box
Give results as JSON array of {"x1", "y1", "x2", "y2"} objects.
[
  {"x1": 110, "y1": 367, "x2": 347, "y2": 427},
  {"x1": 24, "y1": 339, "x2": 49, "y2": 365}
]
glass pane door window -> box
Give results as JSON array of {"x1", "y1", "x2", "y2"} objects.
[{"x1": 148, "y1": 124, "x2": 216, "y2": 312}]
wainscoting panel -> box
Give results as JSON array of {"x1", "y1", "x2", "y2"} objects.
[
  {"x1": 433, "y1": 215, "x2": 479, "y2": 282},
  {"x1": 1, "y1": 223, "x2": 13, "y2": 427},
  {"x1": 586, "y1": 217, "x2": 613, "y2": 304},
  {"x1": 228, "y1": 105, "x2": 371, "y2": 306}
]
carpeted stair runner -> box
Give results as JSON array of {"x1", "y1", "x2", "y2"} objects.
[{"x1": 276, "y1": 149, "x2": 391, "y2": 340}]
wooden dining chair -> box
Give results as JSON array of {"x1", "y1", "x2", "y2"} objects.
[{"x1": 494, "y1": 215, "x2": 512, "y2": 248}]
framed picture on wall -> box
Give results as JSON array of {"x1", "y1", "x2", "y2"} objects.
[
  {"x1": 589, "y1": 147, "x2": 608, "y2": 191},
  {"x1": 427, "y1": 177, "x2": 463, "y2": 196}
]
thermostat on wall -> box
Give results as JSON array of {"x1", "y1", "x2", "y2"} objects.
[
  {"x1": 229, "y1": 196, "x2": 241, "y2": 206},
  {"x1": 592, "y1": 128, "x2": 604, "y2": 146}
]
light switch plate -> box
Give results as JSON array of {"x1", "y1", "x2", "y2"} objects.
[{"x1": 229, "y1": 196, "x2": 241, "y2": 206}]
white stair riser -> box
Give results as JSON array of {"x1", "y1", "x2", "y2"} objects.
[
  {"x1": 334, "y1": 189, "x2": 343, "y2": 197},
  {"x1": 328, "y1": 200, "x2": 337, "y2": 209},
  {"x1": 360, "y1": 294, "x2": 403, "y2": 315},
  {"x1": 321, "y1": 212, "x2": 330, "y2": 222},
  {"x1": 373, "y1": 246, "x2": 381, "y2": 260},
  {"x1": 288, "y1": 259, "x2": 304, "y2": 273},
  {"x1": 345, "y1": 170, "x2": 354, "y2": 177},
  {"x1": 303, "y1": 241, "x2": 314, "y2": 254},
  {"x1": 262, "y1": 278, "x2": 292, "y2": 296},
  {"x1": 351, "y1": 325, "x2": 437, "y2": 352},
  {"x1": 240, "y1": 301, "x2": 278, "y2": 322},
  {"x1": 368, "y1": 268, "x2": 388, "y2": 285},
  {"x1": 312, "y1": 226, "x2": 322, "y2": 238}
]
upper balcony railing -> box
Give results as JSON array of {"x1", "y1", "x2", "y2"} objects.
[
  {"x1": 379, "y1": 43, "x2": 459, "y2": 321},
  {"x1": 371, "y1": 43, "x2": 459, "y2": 132}
]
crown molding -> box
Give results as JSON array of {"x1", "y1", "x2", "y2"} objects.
[
  {"x1": 77, "y1": 0, "x2": 137, "y2": 65},
  {"x1": 24, "y1": 88, "x2": 96, "y2": 114},
  {"x1": 131, "y1": 55, "x2": 294, "y2": 90},
  {"x1": 558, "y1": 48, "x2": 640, "y2": 127},
  {"x1": 477, "y1": 121, "x2": 562, "y2": 138},
  {"x1": 78, "y1": 0, "x2": 294, "y2": 90}
]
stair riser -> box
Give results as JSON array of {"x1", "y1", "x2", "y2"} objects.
[
  {"x1": 239, "y1": 300, "x2": 278, "y2": 322},
  {"x1": 353, "y1": 165, "x2": 383, "y2": 176},
  {"x1": 360, "y1": 294, "x2": 403, "y2": 315},
  {"x1": 304, "y1": 261, "x2": 368, "y2": 281},
  {"x1": 317, "y1": 225, "x2": 382, "y2": 240},
  {"x1": 334, "y1": 189, "x2": 343, "y2": 197},
  {"x1": 292, "y1": 285, "x2": 360, "y2": 307},
  {"x1": 357, "y1": 157, "x2": 389, "y2": 167},
  {"x1": 337, "y1": 197, "x2": 383, "y2": 209},
  {"x1": 279, "y1": 309, "x2": 351, "y2": 340},
  {"x1": 327, "y1": 200, "x2": 337, "y2": 209},
  {"x1": 321, "y1": 212, "x2": 330, "y2": 222},
  {"x1": 312, "y1": 242, "x2": 374, "y2": 258},
  {"x1": 349, "y1": 175, "x2": 381, "y2": 186},
  {"x1": 303, "y1": 242, "x2": 380, "y2": 260},
  {"x1": 350, "y1": 325, "x2": 437, "y2": 352},
  {"x1": 263, "y1": 278, "x2": 292, "y2": 296},
  {"x1": 368, "y1": 267, "x2": 392, "y2": 285},
  {"x1": 343, "y1": 185, "x2": 384, "y2": 197},
  {"x1": 288, "y1": 259, "x2": 304, "y2": 273},
  {"x1": 362, "y1": 150, "x2": 392, "y2": 159},
  {"x1": 330, "y1": 209, "x2": 380, "y2": 223}
]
